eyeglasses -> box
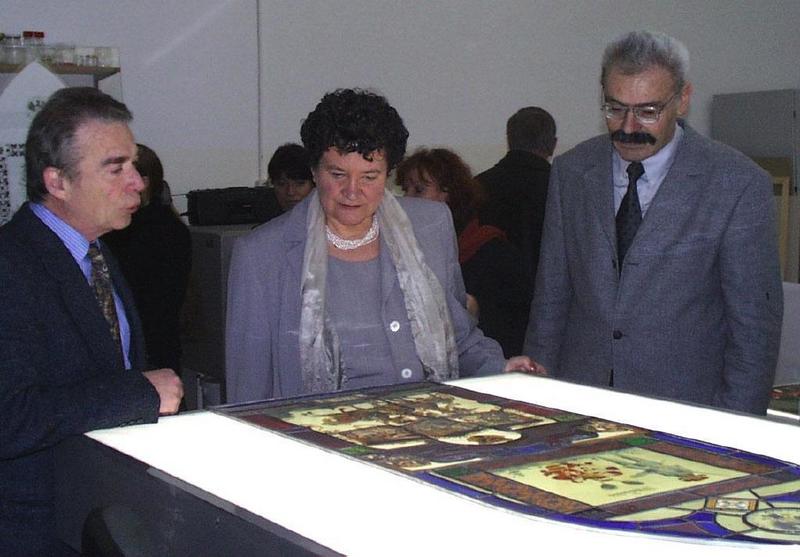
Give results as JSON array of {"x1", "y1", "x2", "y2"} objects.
[{"x1": 601, "y1": 91, "x2": 680, "y2": 125}]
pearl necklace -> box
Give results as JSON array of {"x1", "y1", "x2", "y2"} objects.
[{"x1": 326, "y1": 216, "x2": 379, "y2": 250}]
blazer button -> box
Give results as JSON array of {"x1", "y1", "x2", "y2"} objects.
[
  {"x1": 613, "y1": 330, "x2": 623, "y2": 340},
  {"x1": 389, "y1": 320, "x2": 400, "y2": 332}
]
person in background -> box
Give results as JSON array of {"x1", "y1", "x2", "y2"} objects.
[
  {"x1": 0, "y1": 86, "x2": 182, "y2": 556},
  {"x1": 267, "y1": 142, "x2": 315, "y2": 213},
  {"x1": 226, "y1": 89, "x2": 541, "y2": 403},
  {"x1": 397, "y1": 147, "x2": 531, "y2": 357},
  {"x1": 477, "y1": 106, "x2": 556, "y2": 288},
  {"x1": 103, "y1": 143, "x2": 192, "y2": 372},
  {"x1": 525, "y1": 30, "x2": 782, "y2": 414}
]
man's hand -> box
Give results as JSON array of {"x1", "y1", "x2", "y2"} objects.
[
  {"x1": 143, "y1": 369, "x2": 184, "y2": 415},
  {"x1": 504, "y1": 356, "x2": 547, "y2": 375}
]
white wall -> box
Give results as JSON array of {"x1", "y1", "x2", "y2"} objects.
[
  {"x1": 5, "y1": 0, "x2": 800, "y2": 211},
  {"x1": 259, "y1": 0, "x2": 800, "y2": 174},
  {"x1": 4, "y1": 0, "x2": 259, "y2": 214}
]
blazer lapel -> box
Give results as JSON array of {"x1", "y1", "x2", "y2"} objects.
[
  {"x1": 583, "y1": 154, "x2": 617, "y2": 255},
  {"x1": 632, "y1": 125, "x2": 707, "y2": 245},
  {"x1": 283, "y1": 201, "x2": 310, "y2": 315},
  {"x1": 19, "y1": 207, "x2": 125, "y2": 373}
]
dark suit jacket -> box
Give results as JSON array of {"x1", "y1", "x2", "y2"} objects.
[
  {"x1": 0, "y1": 204, "x2": 160, "y2": 555},
  {"x1": 460, "y1": 235, "x2": 531, "y2": 358},
  {"x1": 524, "y1": 124, "x2": 783, "y2": 414},
  {"x1": 477, "y1": 150, "x2": 550, "y2": 285}
]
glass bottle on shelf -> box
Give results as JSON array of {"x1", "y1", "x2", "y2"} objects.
[
  {"x1": 54, "y1": 43, "x2": 76, "y2": 66},
  {"x1": 21, "y1": 31, "x2": 39, "y2": 63},
  {"x1": 2, "y1": 34, "x2": 25, "y2": 65}
]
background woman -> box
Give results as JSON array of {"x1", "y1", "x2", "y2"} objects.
[
  {"x1": 397, "y1": 148, "x2": 532, "y2": 357},
  {"x1": 104, "y1": 143, "x2": 191, "y2": 371},
  {"x1": 267, "y1": 142, "x2": 315, "y2": 213}
]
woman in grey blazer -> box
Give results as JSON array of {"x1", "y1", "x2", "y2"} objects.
[{"x1": 226, "y1": 89, "x2": 540, "y2": 403}]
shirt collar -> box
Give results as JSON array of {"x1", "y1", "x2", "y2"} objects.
[{"x1": 30, "y1": 202, "x2": 92, "y2": 261}]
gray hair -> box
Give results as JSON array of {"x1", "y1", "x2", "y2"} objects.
[
  {"x1": 25, "y1": 87, "x2": 132, "y2": 202},
  {"x1": 601, "y1": 30, "x2": 690, "y2": 92}
]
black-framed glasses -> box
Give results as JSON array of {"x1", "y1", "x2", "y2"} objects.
[{"x1": 601, "y1": 90, "x2": 680, "y2": 125}]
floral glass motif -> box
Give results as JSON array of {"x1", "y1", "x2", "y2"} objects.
[{"x1": 219, "y1": 383, "x2": 800, "y2": 545}]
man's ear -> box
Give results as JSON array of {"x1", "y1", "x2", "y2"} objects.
[
  {"x1": 43, "y1": 167, "x2": 68, "y2": 200},
  {"x1": 677, "y1": 82, "x2": 693, "y2": 118}
]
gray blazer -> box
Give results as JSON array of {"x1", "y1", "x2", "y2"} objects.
[
  {"x1": 226, "y1": 195, "x2": 505, "y2": 403},
  {"x1": 524, "y1": 123, "x2": 783, "y2": 414}
]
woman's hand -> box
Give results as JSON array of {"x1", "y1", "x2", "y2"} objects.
[
  {"x1": 465, "y1": 293, "x2": 480, "y2": 319},
  {"x1": 503, "y1": 356, "x2": 547, "y2": 375}
]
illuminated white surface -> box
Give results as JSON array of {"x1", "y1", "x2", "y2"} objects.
[{"x1": 87, "y1": 374, "x2": 799, "y2": 556}]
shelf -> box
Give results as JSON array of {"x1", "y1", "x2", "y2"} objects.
[{"x1": 0, "y1": 62, "x2": 119, "y2": 80}]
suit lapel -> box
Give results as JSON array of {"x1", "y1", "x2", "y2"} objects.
[
  {"x1": 284, "y1": 202, "x2": 310, "y2": 312},
  {"x1": 17, "y1": 206, "x2": 126, "y2": 373},
  {"x1": 583, "y1": 152, "x2": 617, "y2": 255},
  {"x1": 631, "y1": 125, "x2": 707, "y2": 248}
]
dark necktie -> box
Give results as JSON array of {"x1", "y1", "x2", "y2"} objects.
[
  {"x1": 616, "y1": 161, "x2": 645, "y2": 268},
  {"x1": 87, "y1": 243, "x2": 122, "y2": 352}
]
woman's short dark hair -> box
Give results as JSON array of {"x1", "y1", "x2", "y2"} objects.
[
  {"x1": 134, "y1": 143, "x2": 166, "y2": 205},
  {"x1": 396, "y1": 148, "x2": 483, "y2": 234},
  {"x1": 300, "y1": 88, "x2": 409, "y2": 171},
  {"x1": 267, "y1": 143, "x2": 313, "y2": 183},
  {"x1": 25, "y1": 86, "x2": 132, "y2": 202}
]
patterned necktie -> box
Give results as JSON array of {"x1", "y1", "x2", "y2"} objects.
[
  {"x1": 87, "y1": 242, "x2": 122, "y2": 352},
  {"x1": 616, "y1": 161, "x2": 645, "y2": 269}
]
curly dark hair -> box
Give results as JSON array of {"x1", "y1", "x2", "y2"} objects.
[
  {"x1": 300, "y1": 88, "x2": 409, "y2": 171},
  {"x1": 396, "y1": 148, "x2": 484, "y2": 234}
]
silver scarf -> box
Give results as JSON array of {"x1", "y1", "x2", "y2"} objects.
[{"x1": 299, "y1": 189, "x2": 458, "y2": 393}]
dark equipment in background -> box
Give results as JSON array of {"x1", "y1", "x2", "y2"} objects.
[{"x1": 185, "y1": 187, "x2": 280, "y2": 226}]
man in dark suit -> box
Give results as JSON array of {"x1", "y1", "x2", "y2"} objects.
[
  {"x1": 0, "y1": 87, "x2": 183, "y2": 556},
  {"x1": 524, "y1": 31, "x2": 782, "y2": 414},
  {"x1": 477, "y1": 106, "x2": 556, "y2": 286}
]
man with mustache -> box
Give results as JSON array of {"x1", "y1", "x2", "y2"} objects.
[
  {"x1": 524, "y1": 30, "x2": 782, "y2": 414},
  {"x1": 0, "y1": 87, "x2": 183, "y2": 555}
]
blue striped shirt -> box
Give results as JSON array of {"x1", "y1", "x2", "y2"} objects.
[{"x1": 30, "y1": 203, "x2": 132, "y2": 369}]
